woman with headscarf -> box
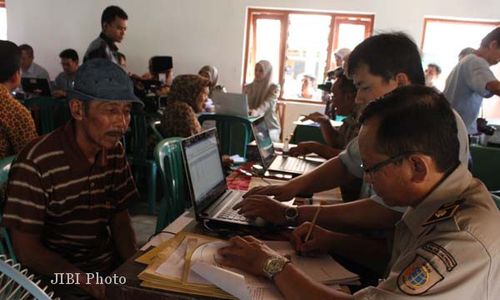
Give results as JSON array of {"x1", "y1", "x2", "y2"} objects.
[
  {"x1": 198, "y1": 65, "x2": 226, "y2": 112},
  {"x1": 160, "y1": 74, "x2": 210, "y2": 138},
  {"x1": 244, "y1": 60, "x2": 281, "y2": 142}
]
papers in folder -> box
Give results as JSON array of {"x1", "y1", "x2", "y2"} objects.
[
  {"x1": 136, "y1": 232, "x2": 359, "y2": 299},
  {"x1": 293, "y1": 117, "x2": 343, "y2": 128}
]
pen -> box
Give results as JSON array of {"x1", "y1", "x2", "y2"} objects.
[{"x1": 304, "y1": 205, "x2": 321, "y2": 242}]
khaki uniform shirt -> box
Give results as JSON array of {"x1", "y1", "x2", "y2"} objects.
[{"x1": 355, "y1": 164, "x2": 500, "y2": 299}]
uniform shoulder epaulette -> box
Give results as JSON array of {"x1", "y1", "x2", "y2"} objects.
[{"x1": 422, "y1": 198, "x2": 464, "y2": 226}]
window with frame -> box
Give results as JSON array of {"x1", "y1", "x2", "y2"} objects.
[
  {"x1": 243, "y1": 9, "x2": 374, "y2": 102},
  {"x1": 421, "y1": 17, "x2": 500, "y2": 119},
  {"x1": 0, "y1": 1, "x2": 6, "y2": 40}
]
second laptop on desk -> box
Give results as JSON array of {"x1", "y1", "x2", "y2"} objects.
[{"x1": 252, "y1": 117, "x2": 324, "y2": 176}]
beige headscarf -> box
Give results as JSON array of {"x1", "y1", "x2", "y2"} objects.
[{"x1": 246, "y1": 60, "x2": 274, "y2": 109}]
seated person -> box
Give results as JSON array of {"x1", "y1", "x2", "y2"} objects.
[
  {"x1": 235, "y1": 33, "x2": 470, "y2": 275},
  {"x1": 244, "y1": 60, "x2": 281, "y2": 142},
  {"x1": 0, "y1": 40, "x2": 38, "y2": 160},
  {"x1": 19, "y1": 44, "x2": 50, "y2": 81},
  {"x1": 53, "y1": 48, "x2": 79, "y2": 98},
  {"x1": 220, "y1": 86, "x2": 500, "y2": 299},
  {"x1": 289, "y1": 69, "x2": 360, "y2": 159},
  {"x1": 159, "y1": 74, "x2": 210, "y2": 138},
  {"x1": 2, "y1": 59, "x2": 142, "y2": 299},
  {"x1": 198, "y1": 65, "x2": 226, "y2": 112}
]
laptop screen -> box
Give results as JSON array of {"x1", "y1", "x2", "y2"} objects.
[
  {"x1": 183, "y1": 129, "x2": 226, "y2": 208},
  {"x1": 252, "y1": 117, "x2": 275, "y2": 167}
]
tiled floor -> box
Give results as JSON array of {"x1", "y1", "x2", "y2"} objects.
[{"x1": 129, "y1": 200, "x2": 157, "y2": 247}]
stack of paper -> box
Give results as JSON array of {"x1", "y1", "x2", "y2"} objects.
[{"x1": 136, "y1": 232, "x2": 358, "y2": 300}]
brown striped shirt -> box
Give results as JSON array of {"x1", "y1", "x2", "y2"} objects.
[{"x1": 2, "y1": 122, "x2": 139, "y2": 273}]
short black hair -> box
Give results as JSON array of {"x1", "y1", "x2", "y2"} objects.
[
  {"x1": 0, "y1": 40, "x2": 21, "y2": 83},
  {"x1": 427, "y1": 63, "x2": 442, "y2": 75},
  {"x1": 348, "y1": 32, "x2": 425, "y2": 85},
  {"x1": 59, "y1": 48, "x2": 79, "y2": 62},
  {"x1": 480, "y1": 27, "x2": 500, "y2": 48},
  {"x1": 19, "y1": 44, "x2": 33, "y2": 58},
  {"x1": 360, "y1": 85, "x2": 459, "y2": 172},
  {"x1": 101, "y1": 5, "x2": 128, "y2": 26}
]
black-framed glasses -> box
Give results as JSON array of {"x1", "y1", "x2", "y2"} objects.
[{"x1": 361, "y1": 151, "x2": 421, "y2": 176}]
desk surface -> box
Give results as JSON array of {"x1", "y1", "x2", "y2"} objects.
[{"x1": 107, "y1": 177, "x2": 342, "y2": 299}]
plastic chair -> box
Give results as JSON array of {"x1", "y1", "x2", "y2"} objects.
[
  {"x1": 491, "y1": 193, "x2": 500, "y2": 210},
  {"x1": 154, "y1": 137, "x2": 188, "y2": 233},
  {"x1": 127, "y1": 112, "x2": 158, "y2": 214},
  {"x1": 0, "y1": 255, "x2": 57, "y2": 299},
  {"x1": 470, "y1": 145, "x2": 500, "y2": 191},
  {"x1": 22, "y1": 97, "x2": 71, "y2": 135},
  {"x1": 0, "y1": 156, "x2": 16, "y2": 261},
  {"x1": 198, "y1": 113, "x2": 257, "y2": 158}
]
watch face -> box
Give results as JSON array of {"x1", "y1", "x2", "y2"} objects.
[
  {"x1": 264, "y1": 256, "x2": 289, "y2": 278},
  {"x1": 285, "y1": 206, "x2": 298, "y2": 220}
]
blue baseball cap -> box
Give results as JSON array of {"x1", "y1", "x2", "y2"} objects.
[{"x1": 67, "y1": 58, "x2": 143, "y2": 107}]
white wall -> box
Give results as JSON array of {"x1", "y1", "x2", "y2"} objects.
[{"x1": 6, "y1": 0, "x2": 500, "y2": 93}]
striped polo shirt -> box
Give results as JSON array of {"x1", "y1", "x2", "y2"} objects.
[{"x1": 2, "y1": 121, "x2": 140, "y2": 273}]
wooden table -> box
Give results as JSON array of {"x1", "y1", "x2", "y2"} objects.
[{"x1": 107, "y1": 177, "x2": 342, "y2": 299}]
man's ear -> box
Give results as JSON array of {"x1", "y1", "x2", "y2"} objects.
[
  {"x1": 489, "y1": 40, "x2": 498, "y2": 50},
  {"x1": 408, "y1": 155, "x2": 428, "y2": 183},
  {"x1": 69, "y1": 99, "x2": 84, "y2": 120},
  {"x1": 395, "y1": 73, "x2": 411, "y2": 87}
]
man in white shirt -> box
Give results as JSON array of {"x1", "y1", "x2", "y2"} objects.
[
  {"x1": 444, "y1": 27, "x2": 500, "y2": 134},
  {"x1": 19, "y1": 44, "x2": 50, "y2": 81}
]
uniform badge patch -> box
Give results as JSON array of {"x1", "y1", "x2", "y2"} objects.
[
  {"x1": 421, "y1": 242, "x2": 457, "y2": 272},
  {"x1": 398, "y1": 255, "x2": 444, "y2": 295},
  {"x1": 423, "y1": 199, "x2": 463, "y2": 226}
]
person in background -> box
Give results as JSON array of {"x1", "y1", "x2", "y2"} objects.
[
  {"x1": 219, "y1": 86, "x2": 500, "y2": 299},
  {"x1": 334, "y1": 48, "x2": 351, "y2": 68},
  {"x1": 244, "y1": 60, "x2": 281, "y2": 142},
  {"x1": 424, "y1": 63, "x2": 442, "y2": 89},
  {"x1": 142, "y1": 56, "x2": 174, "y2": 96},
  {"x1": 458, "y1": 47, "x2": 475, "y2": 61},
  {"x1": 444, "y1": 27, "x2": 500, "y2": 135},
  {"x1": 198, "y1": 65, "x2": 226, "y2": 112},
  {"x1": 299, "y1": 74, "x2": 317, "y2": 99},
  {"x1": 19, "y1": 44, "x2": 50, "y2": 81},
  {"x1": 53, "y1": 49, "x2": 79, "y2": 98},
  {"x1": 84, "y1": 5, "x2": 128, "y2": 64},
  {"x1": 289, "y1": 69, "x2": 359, "y2": 159},
  {"x1": 2, "y1": 59, "x2": 141, "y2": 299},
  {"x1": 159, "y1": 74, "x2": 210, "y2": 138},
  {"x1": 0, "y1": 40, "x2": 37, "y2": 160}
]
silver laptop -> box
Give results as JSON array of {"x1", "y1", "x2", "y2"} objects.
[
  {"x1": 252, "y1": 117, "x2": 323, "y2": 175},
  {"x1": 181, "y1": 128, "x2": 261, "y2": 226},
  {"x1": 212, "y1": 91, "x2": 249, "y2": 117}
]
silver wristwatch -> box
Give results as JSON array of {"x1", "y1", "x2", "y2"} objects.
[
  {"x1": 262, "y1": 256, "x2": 290, "y2": 279},
  {"x1": 284, "y1": 205, "x2": 299, "y2": 223}
]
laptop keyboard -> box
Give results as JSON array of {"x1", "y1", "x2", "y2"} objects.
[
  {"x1": 280, "y1": 157, "x2": 308, "y2": 172},
  {"x1": 217, "y1": 191, "x2": 247, "y2": 222}
]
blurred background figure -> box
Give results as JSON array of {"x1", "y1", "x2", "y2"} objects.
[
  {"x1": 333, "y1": 47, "x2": 351, "y2": 68},
  {"x1": 53, "y1": 48, "x2": 79, "y2": 98},
  {"x1": 458, "y1": 47, "x2": 475, "y2": 61},
  {"x1": 198, "y1": 65, "x2": 226, "y2": 112},
  {"x1": 299, "y1": 74, "x2": 316, "y2": 99},
  {"x1": 424, "y1": 63, "x2": 442, "y2": 89}
]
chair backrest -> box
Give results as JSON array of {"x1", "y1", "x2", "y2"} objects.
[
  {"x1": 198, "y1": 114, "x2": 254, "y2": 158},
  {"x1": 0, "y1": 255, "x2": 56, "y2": 299},
  {"x1": 0, "y1": 156, "x2": 16, "y2": 261},
  {"x1": 470, "y1": 145, "x2": 500, "y2": 191},
  {"x1": 154, "y1": 137, "x2": 188, "y2": 233},
  {"x1": 0, "y1": 155, "x2": 15, "y2": 185},
  {"x1": 23, "y1": 97, "x2": 71, "y2": 135}
]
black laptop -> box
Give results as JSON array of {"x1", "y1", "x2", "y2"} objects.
[
  {"x1": 252, "y1": 117, "x2": 324, "y2": 175},
  {"x1": 181, "y1": 128, "x2": 262, "y2": 226},
  {"x1": 21, "y1": 77, "x2": 51, "y2": 96}
]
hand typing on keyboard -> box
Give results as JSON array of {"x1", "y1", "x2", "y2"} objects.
[{"x1": 233, "y1": 195, "x2": 289, "y2": 225}]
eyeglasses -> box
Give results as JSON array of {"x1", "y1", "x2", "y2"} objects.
[{"x1": 361, "y1": 151, "x2": 421, "y2": 176}]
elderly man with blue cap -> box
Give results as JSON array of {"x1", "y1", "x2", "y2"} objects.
[{"x1": 3, "y1": 58, "x2": 143, "y2": 299}]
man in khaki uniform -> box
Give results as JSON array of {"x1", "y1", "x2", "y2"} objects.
[{"x1": 217, "y1": 86, "x2": 500, "y2": 299}]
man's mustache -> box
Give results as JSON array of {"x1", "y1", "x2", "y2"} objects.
[{"x1": 106, "y1": 131, "x2": 125, "y2": 138}]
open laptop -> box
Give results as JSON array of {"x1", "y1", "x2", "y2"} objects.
[
  {"x1": 21, "y1": 77, "x2": 51, "y2": 96},
  {"x1": 181, "y1": 128, "x2": 261, "y2": 226},
  {"x1": 212, "y1": 91, "x2": 249, "y2": 117},
  {"x1": 252, "y1": 117, "x2": 324, "y2": 175}
]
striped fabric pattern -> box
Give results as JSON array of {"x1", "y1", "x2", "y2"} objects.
[{"x1": 2, "y1": 122, "x2": 140, "y2": 273}]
